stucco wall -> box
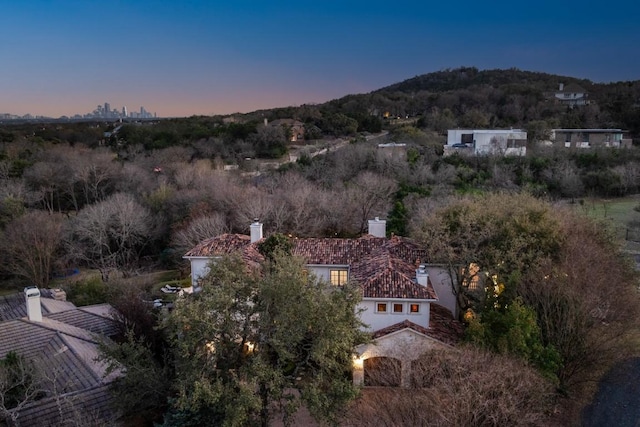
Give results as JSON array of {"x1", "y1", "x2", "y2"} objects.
[
  {"x1": 359, "y1": 300, "x2": 430, "y2": 331},
  {"x1": 306, "y1": 265, "x2": 349, "y2": 284},
  {"x1": 425, "y1": 266, "x2": 458, "y2": 318},
  {"x1": 188, "y1": 257, "x2": 215, "y2": 287}
]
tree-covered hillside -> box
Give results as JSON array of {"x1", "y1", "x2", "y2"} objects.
[{"x1": 323, "y1": 67, "x2": 640, "y2": 137}]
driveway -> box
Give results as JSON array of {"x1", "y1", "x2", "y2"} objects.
[{"x1": 582, "y1": 357, "x2": 640, "y2": 426}]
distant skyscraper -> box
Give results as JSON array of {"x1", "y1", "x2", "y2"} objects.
[
  {"x1": 104, "y1": 102, "x2": 110, "y2": 116},
  {"x1": 122, "y1": 106, "x2": 127, "y2": 117}
]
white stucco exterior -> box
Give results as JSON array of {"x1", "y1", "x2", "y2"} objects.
[
  {"x1": 423, "y1": 265, "x2": 458, "y2": 318},
  {"x1": 186, "y1": 257, "x2": 217, "y2": 288},
  {"x1": 358, "y1": 299, "x2": 430, "y2": 331},
  {"x1": 447, "y1": 129, "x2": 527, "y2": 156},
  {"x1": 353, "y1": 328, "x2": 450, "y2": 386},
  {"x1": 306, "y1": 265, "x2": 350, "y2": 284}
]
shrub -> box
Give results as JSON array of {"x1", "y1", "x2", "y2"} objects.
[{"x1": 346, "y1": 347, "x2": 555, "y2": 427}]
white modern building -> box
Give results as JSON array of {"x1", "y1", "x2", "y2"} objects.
[{"x1": 446, "y1": 129, "x2": 527, "y2": 156}]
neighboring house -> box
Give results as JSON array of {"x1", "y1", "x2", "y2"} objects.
[
  {"x1": 266, "y1": 118, "x2": 305, "y2": 142},
  {"x1": 446, "y1": 129, "x2": 527, "y2": 156},
  {"x1": 550, "y1": 128, "x2": 632, "y2": 148},
  {"x1": 184, "y1": 219, "x2": 463, "y2": 387},
  {"x1": 377, "y1": 142, "x2": 407, "y2": 160},
  {"x1": 552, "y1": 83, "x2": 590, "y2": 107},
  {"x1": 0, "y1": 288, "x2": 120, "y2": 426}
]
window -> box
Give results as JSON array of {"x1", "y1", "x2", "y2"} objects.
[
  {"x1": 461, "y1": 133, "x2": 474, "y2": 144},
  {"x1": 376, "y1": 303, "x2": 387, "y2": 313},
  {"x1": 393, "y1": 303, "x2": 403, "y2": 313},
  {"x1": 330, "y1": 270, "x2": 348, "y2": 285},
  {"x1": 410, "y1": 304, "x2": 420, "y2": 314}
]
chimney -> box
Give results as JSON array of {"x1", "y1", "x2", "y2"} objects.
[
  {"x1": 24, "y1": 286, "x2": 42, "y2": 322},
  {"x1": 416, "y1": 265, "x2": 429, "y2": 287},
  {"x1": 250, "y1": 219, "x2": 263, "y2": 243},
  {"x1": 368, "y1": 217, "x2": 386, "y2": 238},
  {"x1": 559, "y1": 83, "x2": 564, "y2": 91}
]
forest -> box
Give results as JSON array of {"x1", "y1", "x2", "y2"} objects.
[{"x1": 1, "y1": 67, "x2": 640, "y2": 425}]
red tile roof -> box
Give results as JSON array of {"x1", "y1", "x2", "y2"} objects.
[
  {"x1": 185, "y1": 233, "x2": 436, "y2": 300},
  {"x1": 372, "y1": 305, "x2": 463, "y2": 346},
  {"x1": 352, "y1": 252, "x2": 437, "y2": 300},
  {"x1": 184, "y1": 233, "x2": 252, "y2": 257}
]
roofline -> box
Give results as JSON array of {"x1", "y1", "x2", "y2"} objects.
[
  {"x1": 305, "y1": 264, "x2": 350, "y2": 268},
  {"x1": 361, "y1": 297, "x2": 438, "y2": 302},
  {"x1": 183, "y1": 255, "x2": 222, "y2": 260},
  {"x1": 366, "y1": 325, "x2": 454, "y2": 348},
  {"x1": 58, "y1": 333, "x2": 104, "y2": 383},
  {"x1": 552, "y1": 128, "x2": 626, "y2": 132}
]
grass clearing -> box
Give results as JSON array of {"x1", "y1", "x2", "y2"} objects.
[{"x1": 565, "y1": 195, "x2": 640, "y2": 253}]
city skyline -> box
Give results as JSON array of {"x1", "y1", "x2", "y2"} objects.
[
  {"x1": 1, "y1": 1, "x2": 639, "y2": 118},
  {"x1": 1, "y1": 102, "x2": 156, "y2": 121}
]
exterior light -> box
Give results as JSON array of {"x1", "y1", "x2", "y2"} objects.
[{"x1": 353, "y1": 355, "x2": 364, "y2": 369}]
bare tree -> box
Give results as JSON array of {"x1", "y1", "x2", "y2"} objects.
[
  {"x1": 171, "y1": 212, "x2": 229, "y2": 256},
  {"x1": 346, "y1": 347, "x2": 554, "y2": 427},
  {"x1": 1, "y1": 211, "x2": 65, "y2": 287},
  {"x1": 346, "y1": 172, "x2": 397, "y2": 235},
  {"x1": 0, "y1": 352, "x2": 46, "y2": 427},
  {"x1": 67, "y1": 193, "x2": 156, "y2": 281}
]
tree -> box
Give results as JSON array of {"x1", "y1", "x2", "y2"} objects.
[
  {"x1": 170, "y1": 212, "x2": 229, "y2": 258},
  {"x1": 67, "y1": 193, "x2": 156, "y2": 281},
  {"x1": 163, "y1": 253, "x2": 366, "y2": 427},
  {"x1": 345, "y1": 172, "x2": 397, "y2": 235},
  {"x1": 519, "y1": 215, "x2": 640, "y2": 394},
  {"x1": 346, "y1": 347, "x2": 554, "y2": 427},
  {"x1": 250, "y1": 125, "x2": 288, "y2": 159},
  {"x1": 525, "y1": 120, "x2": 552, "y2": 144},
  {"x1": 1, "y1": 211, "x2": 65, "y2": 287},
  {"x1": 98, "y1": 330, "x2": 171, "y2": 424},
  {"x1": 0, "y1": 352, "x2": 45, "y2": 426},
  {"x1": 411, "y1": 193, "x2": 640, "y2": 398},
  {"x1": 412, "y1": 192, "x2": 563, "y2": 316}
]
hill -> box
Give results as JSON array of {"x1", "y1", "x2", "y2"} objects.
[{"x1": 317, "y1": 67, "x2": 640, "y2": 138}]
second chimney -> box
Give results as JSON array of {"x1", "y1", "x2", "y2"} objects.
[
  {"x1": 416, "y1": 265, "x2": 429, "y2": 287},
  {"x1": 250, "y1": 220, "x2": 263, "y2": 243},
  {"x1": 368, "y1": 217, "x2": 386, "y2": 238},
  {"x1": 24, "y1": 286, "x2": 42, "y2": 322}
]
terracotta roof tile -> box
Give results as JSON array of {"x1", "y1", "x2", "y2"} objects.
[
  {"x1": 184, "y1": 233, "x2": 252, "y2": 257},
  {"x1": 185, "y1": 233, "x2": 435, "y2": 300},
  {"x1": 352, "y1": 252, "x2": 437, "y2": 300},
  {"x1": 372, "y1": 305, "x2": 463, "y2": 346},
  {"x1": 291, "y1": 236, "x2": 385, "y2": 265}
]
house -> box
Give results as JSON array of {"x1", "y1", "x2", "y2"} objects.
[
  {"x1": 377, "y1": 142, "x2": 407, "y2": 160},
  {"x1": 266, "y1": 118, "x2": 305, "y2": 142},
  {"x1": 0, "y1": 288, "x2": 120, "y2": 426},
  {"x1": 446, "y1": 129, "x2": 527, "y2": 156},
  {"x1": 552, "y1": 83, "x2": 590, "y2": 107},
  {"x1": 550, "y1": 128, "x2": 632, "y2": 148},
  {"x1": 184, "y1": 219, "x2": 463, "y2": 387}
]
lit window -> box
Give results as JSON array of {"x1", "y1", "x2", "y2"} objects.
[
  {"x1": 376, "y1": 303, "x2": 387, "y2": 313},
  {"x1": 393, "y1": 303, "x2": 403, "y2": 313},
  {"x1": 330, "y1": 270, "x2": 348, "y2": 285},
  {"x1": 410, "y1": 304, "x2": 420, "y2": 313}
]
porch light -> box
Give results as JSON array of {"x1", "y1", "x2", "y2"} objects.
[{"x1": 353, "y1": 355, "x2": 364, "y2": 369}]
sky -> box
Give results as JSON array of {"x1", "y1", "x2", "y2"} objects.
[{"x1": 1, "y1": 0, "x2": 639, "y2": 118}]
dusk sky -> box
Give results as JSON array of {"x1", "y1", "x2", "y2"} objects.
[{"x1": 2, "y1": 0, "x2": 638, "y2": 118}]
